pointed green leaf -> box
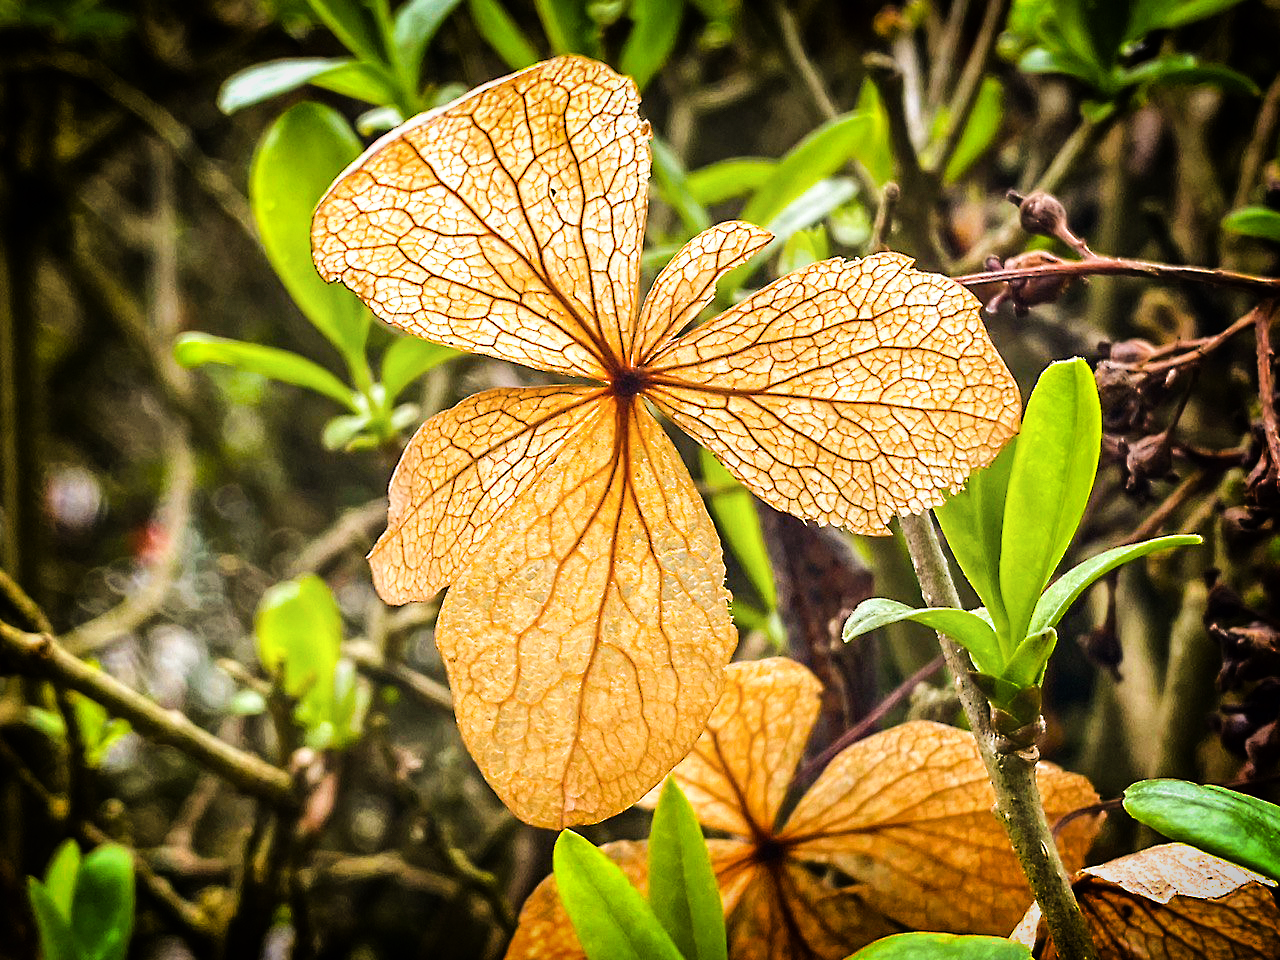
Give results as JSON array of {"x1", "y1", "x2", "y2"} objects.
[
  {"x1": 467, "y1": 0, "x2": 539, "y2": 69},
  {"x1": 1142, "y1": 0, "x2": 1249, "y2": 32},
  {"x1": 251, "y1": 102, "x2": 369, "y2": 369},
  {"x1": 44, "y1": 841, "x2": 81, "y2": 918},
  {"x1": 843, "y1": 598, "x2": 1003, "y2": 676},
  {"x1": 1029, "y1": 534, "x2": 1202, "y2": 636},
  {"x1": 649, "y1": 780, "x2": 727, "y2": 960},
  {"x1": 1000, "y1": 358, "x2": 1101, "y2": 647},
  {"x1": 72, "y1": 844, "x2": 134, "y2": 960},
  {"x1": 534, "y1": 0, "x2": 593, "y2": 54},
  {"x1": 307, "y1": 0, "x2": 384, "y2": 62},
  {"x1": 936, "y1": 439, "x2": 1017, "y2": 641},
  {"x1": 553, "y1": 831, "x2": 685, "y2": 960},
  {"x1": 392, "y1": 0, "x2": 463, "y2": 83},
  {"x1": 651, "y1": 138, "x2": 712, "y2": 238},
  {"x1": 28, "y1": 880, "x2": 78, "y2": 960},
  {"x1": 1002, "y1": 628, "x2": 1057, "y2": 688},
  {"x1": 380, "y1": 337, "x2": 457, "y2": 401},
  {"x1": 174, "y1": 333, "x2": 357, "y2": 409},
  {"x1": 848, "y1": 931, "x2": 1032, "y2": 959},
  {"x1": 685, "y1": 158, "x2": 776, "y2": 207},
  {"x1": 942, "y1": 77, "x2": 1003, "y2": 184},
  {"x1": 308, "y1": 60, "x2": 400, "y2": 105},
  {"x1": 619, "y1": 0, "x2": 682, "y2": 90},
  {"x1": 217, "y1": 57, "x2": 355, "y2": 114},
  {"x1": 255, "y1": 574, "x2": 343, "y2": 730},
  {"x1": 1223, "y1": 206, "x2": 1280, "y2": 244},
  {"x1": 700, "y1": 449, "x2": 776, "y2": 610},
  {"x1": 1124, "y1": 779, "x2": 1280, "y2": 883}
]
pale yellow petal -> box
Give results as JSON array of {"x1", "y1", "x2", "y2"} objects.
[
  {"x1": 644, "y1": 252, "x2": 1021, "y2": 534},
  {"x1": 313, "y1": 56, "x2": 650, "y2": 378},
  {"x1": 778, "y1": 720, "x2": 1100, "y2": 936},
  {"x1": 369, "y1": 386, "x2": 600, "y2": 603},
  {"x1": 437, "y1": 399, "x2": 736, "y2": 827},
  {"x1": 630, "y1": 221, "x2": 772, "y2": 364},
  {"x1": 644, "y1": 658, "x2": 822, "y2": 837}
]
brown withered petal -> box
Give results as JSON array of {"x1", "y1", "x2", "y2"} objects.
[
  {"x1": 778, "y1": 720, "x2": 1099, "y2": 936},
  {"x1": 1011, "y1": 843, "x2": 1280, "y2": 959}
]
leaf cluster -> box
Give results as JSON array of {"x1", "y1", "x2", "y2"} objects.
[{"x1": 26, "y1": 841, "x2": 134, "y2": 960}]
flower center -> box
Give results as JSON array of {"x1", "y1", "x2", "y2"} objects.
[{"x1": 610, "y1": 367, "x2": 649, "y2": 398}]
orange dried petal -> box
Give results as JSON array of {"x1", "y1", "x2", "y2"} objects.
[
  {"x1": 368, "y1": 386, "x2": 599, "y2": 603},
  {"x1": 645, "y1": 252, "x2": 1020, "y2": 534},
  {"x1": 644, "y1": 657, "x2": 823, "y2": 836},
  {"x1": 313, "y1": 56, "x2": 650, "y2": 378},
  {"x1": 778, "y1": 720, "x2": 1100, "y2": 935},
  {"x1": 1012, "y1": 843, "x2": 1280, "y2": 959},
  {"x1": 630, "y1": 221, "x2": 772, "y2": 364},
  {"x1": 437, "y1": 398, "x2": 735, "y2": 827}
]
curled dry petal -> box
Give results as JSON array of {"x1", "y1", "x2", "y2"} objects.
[
  {"x1": 436, "y1": 399, "x2": 735, "y2": 827},
  {"x1": 1011, "y1": 843, "x2": 1280, "y2": 959}
]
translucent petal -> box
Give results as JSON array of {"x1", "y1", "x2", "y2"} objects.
[
  {"x1": 645, "y1": 252, "x2": 1021, "y2": 534},
  {"x1": 437, "y1": 399, "x2": 736, "y2": 827},
  {"x1": 778, "y1": 720, "x2": 1101, "y2": 936},
  {"x1": 368, "y1": 385, "x2": 600, "y2": 603},
  {"x1": 313, "y1": 56, "x2": 650, "y2": 378}
]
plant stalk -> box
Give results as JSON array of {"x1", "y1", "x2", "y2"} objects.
[{"x1": 898, "y1": 512, "x2": 1098, "y2": 960}]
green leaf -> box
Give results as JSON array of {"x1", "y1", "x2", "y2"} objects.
[
  {"x1": 776, "y1": 225, "x2": 830, "y2": 277},
  {"x1": 380, "y1": 336, "x2": 457, "y2": 400},
  {"x1": 700, "y1": 449, "x2": 776, "y2": 610},
  {"x1": 648, "y1": 780, "x2": 727, "y2": 960},
  {"x1": 467, "y1": 0, "x2": 539, "y2": 69},
  {"x1": 1002, "y1": 627, "x2": 1057, "y2": 688},
  {"x1": 943, "y1": 77, "x2": 1003, "y2": 184},
  {"x1": 685, "y1": 158, "x2": 776, "y2": 206},
  {"x1": 1222, "y1": 206, "x2": 1280, "y2": 244},
  {"x1": 936, "y1": 439, "x2": 1017, "y2": 642},
  {"x1": 217, "y1": 57, "x2": 355, "y2": 114},
  {"x1": 740, "y1": 112, "x2": 876, "y2": 228},
  {"x1": 308, "y1": 60, "x2": 401, "y2": 105},
  {"x1": 251, "y1": 102, "x2": 370, "y2": 371},
  {"x1": 847, "y1": 931, "x2": 1033, "y2": 959},
  {"x1": 1016, "y1": 45, "x2": 1106, "y2": 88},
  {"x1": 534, "y1": 0, "x2": 594, "y2": 54},
  {"x1": 1123, "y1": 779, "x2": 1280, "y2": 883},
  {"x1": 618, "y1": 0, "x2": 682, "y2": 90},
  {"x1": 1141, "y1": 0, "x2": 1249, "y2": 32},
  {"x1": 72, "y1": 844, "x2": 134, "y2": 960},
  {"x1": 843, "y1": 598, "x2": 1004, "y2": 676},
  {"x1": 1028, "y1": 534, "x2": 1203, "y2": 636},
  {"x1": 999, "y1": 358, "x2": 1100, "y2": 647},
  {"x1": 44, "y1": 841, "x2": 82, "y2": 918},
  {"x1": 255, "y1": 574, "x2": 343, "y2": 729},
  {"x1": 392, "y1": 0, "x2": 463, "y2": 85},
  {"x1": 307, "y1": 0, "x2": 384, "y2": 62},
  {"x1": 28, "y1": 880, "x2": 79, "y2": 960},
  {"x1": 174, "y1": 333, "x2": 357, "y2": 409},
  {"x1": 1120, "y1": 55, "x2": 1259, "y2": 96},
  {"x1": 651, "y1": 138, "x2": 712, "y2": 238},
  {"x1": 553, "y1": 831, "x2": 685, "y2": 960},
  {"x1": 227, "y1": 688, "x2": 267, "y2": 716}
]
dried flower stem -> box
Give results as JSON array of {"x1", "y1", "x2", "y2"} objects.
[
  {"x1": 954, "y1": 256, "x2": 1280, "y2": 297},
  {"x1": 898, "y1": 512, "x2": 1098, "y2": 960}
]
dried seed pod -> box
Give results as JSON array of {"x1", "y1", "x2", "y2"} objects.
[{"x1": 1007, "y1": 189, "x2": 1095, "y2": 256}]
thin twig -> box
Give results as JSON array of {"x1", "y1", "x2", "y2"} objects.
[
  {"x1": 0, "y1": 622, "x2": 296, "y2": 806},
  {"x1": 286, "y1": 499, "x2": 387, "y2": 578},
  {"x1": 1254, "y1": 300, "x2": 1280, "y2": 469},
  {"x1": 348, "y1": 644, "x2": 453, "y2": 713},
  {"x1": 1232, "y1": 73, "x2": 1280, "y2": 210},
  {"x1": 928, "y1": 0, "x2": 972, "y2": 105},
  {"x1": 926, "y1": 0, "x2": 1011, "y2": 176},
  {"x1": 869, "y1": 182, "x2": 901, "y2": 252},
  {"x1": 772, "y1": 0, "x2": 838, "y2": 121},
  {"x1": 0, "y1": 567, "x2": 53, "y2": 633},
  {"x1": 955, "y1": 256, "x2": 1280, "y2": 298}
]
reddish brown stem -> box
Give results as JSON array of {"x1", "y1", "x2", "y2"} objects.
[{"x1": 954, "y1": 257, "x2": 1280, "y2": 297}]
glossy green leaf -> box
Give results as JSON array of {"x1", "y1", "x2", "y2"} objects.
[
  {"x1": 251, "y1": 102, "x2": 369, "y2": 370},
  {"x1": 44, "y1": 840, "x2": 81, "y2": 918},
  {"x1": 553, "y1": 831, "x2": 685, "y2": 960},
  {"x1": 1120, "y1": 55, "x2": 1259, "y2": 96},
  {"x1": 776, "y1": 225, "x2": 829, "y2": 277},
  {"x1": 309, "y1": 60, "x2": 400, "y2": 105},
  {"x1": 1016, "y1": 45, "x2": 1104, "y2": 87},
  {"x1": 843, "y1": 598, "x2": 1003, "y2": 676},
  {"x1": 255, "y1": 574, "x2": 343, "y2": 729},
  {"x1": 936, "y1": 439, "x2": 1017, "y2": 644},
  {"x1": 357, "y1": 104, "x2": 404, "y2": 135},
  {"x1": 740, "y1": 112, "x2": 875, "y2": 229},
  {"x1": 700, "y1": 449, "x2": 776, "y2": 609},
  {"x1": 1223, "y1": 206, "x2": 1280, "y2": 243},
  {"x1": 1002, "y1": 628, "x2": 1056, "y2": 688},
  {"x1": 307, "y1": 0, "x2": 384, "y2": 62},
  {"x1": 943, "y1": 77, "x2": 1003, "y2": 184},
  {"x1": 618, "y1": 0, "x2": 682, "y2": 90},
  {"x1": 847, "y1": 931, "x2": 1032, "y2": 959},
  {"x1": 72, "y1": 844, "x2": 134, "y2": 960},
  {"x1": 380, "y1": 336, "x2": 457, "y2": 401},
  {"x1": 685, "y1": 158, "x2": 776, "y2": 206},
  {"x1": 174, "y1": 333, "x2": 357, "y2": 409},
  {"x1": 1028, "y1": 535, "x2": 1202, "y2": 636},
  {"x1": 651, "y1": 138, "x2": 712, "y2": 237},
  {"x1": 392, "y1": 0, "x2": 462, "y2": 83},
  {"x1": 999, "y1": 358, "x2": 1100, "y2": 647},
  {"x1": 649, "y1": 779, "x2": 727, "y2": 960},
  {"x1": 1124, "y1": 779, "x2": 1280, "y2": 882},
  {"x1": 217, "y1": 57, "x2": 354, "y2": 114},
  {"x1": 467, "y1": 0, "x2": 538, "y2": 69},
  {"x1": 28, "y1": 880, "x2": 78, "y2": 960}
]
